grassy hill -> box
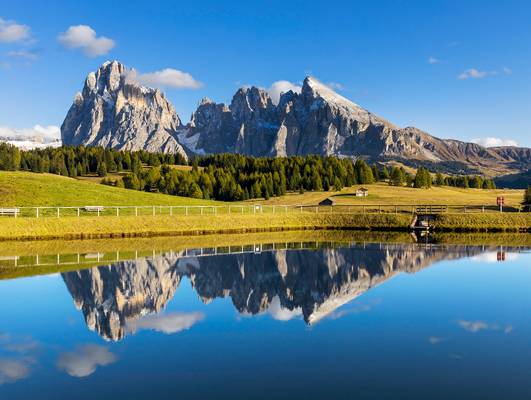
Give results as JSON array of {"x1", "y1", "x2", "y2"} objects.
[
  {"x1": 255, "y1": 182, "x2": 525, "y2": 207},
  {"x1": 0, "y1": 171, "x2": 218, "y2": 206},
  {"x1": 0, "y1": 171, "x2": 525, "y2": 209}
]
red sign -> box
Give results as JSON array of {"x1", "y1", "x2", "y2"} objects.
[{"x1": 496, "y1": 197, "x2": 505, "y2": 206}]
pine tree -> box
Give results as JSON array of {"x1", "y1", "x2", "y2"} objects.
[
  {"x1": 389, "y1": 167, "x2": 404, "y2": 186},
  {"x1": 371, "y1": 164, "x2": 380, "y2": 182},
  {"x1": 333, "y1": 177, "x2": 343, "y2": 191},
  {"x1": 97, "y1": 162, "x2": 107, "y2": 177},
  {"x1": 435, "y1": 172, "x2": 445, "y2": 186},
  {"x1": 523, "y1": 186, "x2": 531, "y2": 211},
  {"x1": 380, "y1": 165, "x2": 390, "y2": 180}
]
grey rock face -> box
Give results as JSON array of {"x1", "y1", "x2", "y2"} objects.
[
  {"x1": 183, "y1": 76, "x2": 530, "y2": 174},
  {"x1": 61, "y1": 243, "x2": 485, "y2": 340},
  {"x1": 61, "y1": 61, "x2": 530, "y2": 175},
  {"x1": 61, "y1": 61, "x2": 187, "y2": 159}
]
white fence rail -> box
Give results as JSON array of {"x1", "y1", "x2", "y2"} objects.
[{"x1": 0, "y1": 204, "x2": 524, "y2": 219}]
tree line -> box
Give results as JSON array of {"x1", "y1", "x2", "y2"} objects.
[
  {"x1": 0, "y1": 143, "x2": 186, "y2": 176},
  {"x1": 0, "y1": 143, "x2": 498, "y2": 201},
  {"x1": 387, "y1": 165, "x2": 496, "y2": 189}
]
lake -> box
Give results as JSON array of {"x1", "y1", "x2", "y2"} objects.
[{"x1": 0, "y1": 233, "x2": 530, "y2": 399}]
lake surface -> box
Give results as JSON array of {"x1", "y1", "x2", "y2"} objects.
[{"x1": 0, "y1": 235, "x2": 530, "y2": 399}]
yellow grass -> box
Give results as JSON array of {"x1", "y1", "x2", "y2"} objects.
[
  {"x1": 0, "y1": 171, "x2": 219, "y2": 207},
  {"x1": 0, "y1": 213, "x2": 413, "y2": 241},
  {"x1": 253, "y1": 182, "x2": 524, "y2": 207}
]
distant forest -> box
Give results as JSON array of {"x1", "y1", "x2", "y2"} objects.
[{"x1": 0, "y1": 143, "x2": 498, "y2": 201}]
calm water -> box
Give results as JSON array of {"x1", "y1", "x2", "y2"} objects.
[{"x1": 0, "y1": 237, "x2": 530, "y2": 399}]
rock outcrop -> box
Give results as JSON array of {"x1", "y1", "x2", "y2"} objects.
[{"x1": 61, "y1": 61, "x2": 187, "y2": 159}]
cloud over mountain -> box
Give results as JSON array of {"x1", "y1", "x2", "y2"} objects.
[{"x1": 58, "y1": 25, "x2": 115, "y2": 57}]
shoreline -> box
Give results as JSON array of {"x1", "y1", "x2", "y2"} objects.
[{"x1": 0, "y1": 212, "x2": 529, "y2": 241}]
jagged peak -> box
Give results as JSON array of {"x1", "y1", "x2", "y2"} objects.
[
  {"x1": 199, "y1": 97, "x2": 214, "y2": 106},
  {"x1": 302, "y1": 76, "x2": 359, "y2": 107}
]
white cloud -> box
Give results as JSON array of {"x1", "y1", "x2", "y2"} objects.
[
  {"x1": 458, "y1": 320, "x2": 491, "y2": 333},
  {"x1": 326, "y1": 82, "x2": 344, "y2": 90},
  {"x1": 0, "y1": 125, "x2": 60, "y2": 141},
  {"x1": 128, "y1": 68, "x2": 203, "y2": 90},
  {"x1": 268, "y1": 80, "x2": 302, "y2": 104},
  {"x1": 458, "y1": 68, "x2": 497, "y2": 80},
  {"x1": 428, "y1": 57, "x2": 440, "y2": 64},
  {"x1": 457, "y1": 320, "x2": 513, "y2": 334},
  {"x1": 57, "y1": 344, "x2": 117, "y2": 378},
  {"x1": 0, "y1": 17, "x2": 31, "y2": 43},
  {"x1": 126, "y1": 312, "x2": 204, "y2": 334},
  {"x1": 471, "y1": 137, "x2": 518, "y2": 148},
  {"x1": 428, "y1": 336, "x2": 445, "y2": 344},
  {"x1": 7, "y1": 49, "x2": 38, "y2": 61},
  {"x1": 0, "y1": 358, "x2": 32, "y2": 385},
  {"x1": 266, "y1": 296, "x2": 302, "y2": 321},
  {"x1": 58, "y1": 25, "x2": 115, "y2": 57}
]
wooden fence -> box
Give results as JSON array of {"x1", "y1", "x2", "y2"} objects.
[{"x1": 0, "y1": 203, "x2": 524, "y2": 218}]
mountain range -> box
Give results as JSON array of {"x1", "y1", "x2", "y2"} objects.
[
  {"x1": 61, "y1": 61, "x2": 531, "y2": 177},
  {"x1": 62, "y1": 242, "x2": 485, "y2": 341}
]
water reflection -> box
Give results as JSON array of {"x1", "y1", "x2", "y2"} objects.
[{"x1": 60, "y1": 242, "x2": 513, "y2": 341}]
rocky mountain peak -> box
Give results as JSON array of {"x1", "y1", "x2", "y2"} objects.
[
  {"x1": 61, "y1": 61, "x2": 530, "y2": 175},
  {"x1": 61, "y1": 61, "x2": 187, "y2": 159}
]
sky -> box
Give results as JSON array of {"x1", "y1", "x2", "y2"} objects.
[{"x1": 0, "y1": 0, "x2": 530, "y2": 147}]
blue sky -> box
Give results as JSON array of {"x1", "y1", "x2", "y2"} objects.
[{"x1": 0, "y1": 0, "x2": 530, "y2": 147}]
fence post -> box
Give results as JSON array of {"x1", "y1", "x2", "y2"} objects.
[
  {"x1": 395, "y1": 205, "x2": 398, "y2": 214},
  {"x1": 300, "y1": 206, "x2": 303, "y2": 213},
  {"x1": 36, "y1": 208, "x2": 39, "y2": 218},
  {"x1": 135, "y1": 207, "x2": 138, "y2": 217},
  {"x1": 316, "y1": 206, "x2": 318, "y2": 213},
  {"x1": 153, "y1": 206, "x2": 155, "y2": 216},
  {"x1": 77, "y1": 208, "x2": 80, "y2": 217},
  {"x1": 482, "y1": 205, "x2": 485, "y2": 213},
  {"x1": 57, "y1": 207, "x2": 60, "y2": 218},
  {"x1": 116, "y1": 207, "x2": 119, "y2": 217},
  {"x1": 185, "y1": 206, "x2": 188, "y2": 215},
  {"x1": 363, "y1": 205, "x2": 366, "y2": 214},
  {"x1": 97, "y1": 208, "x2": 100, "y2": 217},
  {"x1": 200, "y1": 207, "x2": 203, "y2": 215},
  {"x1": 170, "y1": 206, "x2": 173, "y2": 216}
]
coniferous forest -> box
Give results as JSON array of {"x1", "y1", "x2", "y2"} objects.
[{"x1": 0, "y1": 143, "x2": 497, "y2": 201}]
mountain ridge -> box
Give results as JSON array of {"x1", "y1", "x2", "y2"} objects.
[{"x1": 61, "y1": 61, "x2": 531, "y2": 176}]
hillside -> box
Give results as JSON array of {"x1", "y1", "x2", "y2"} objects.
[
  {"x1": 0, "y1": 171, "x2": 219, "y2": 207},
  {"x1": 253, "y1": 182, "x2": 525, "y2": 207}
]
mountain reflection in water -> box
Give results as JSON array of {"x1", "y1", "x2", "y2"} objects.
[{"x1": 61, "y1": 242, "x2": 496, "y2": 341}]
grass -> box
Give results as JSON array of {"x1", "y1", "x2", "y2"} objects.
[
  {"x1": 432, "y1": 213, "x2": 531, "y2": 232},
  {"x1": 0, "y1": 171, "x2": 219, "y2": 206},
  {"x1": 0, "y1": 171, "x2": 528, "y2": 241},
  {"x1": 1, "y1": 230, "x2": 529, "y2": 281},
  {"x1": 0, "y1": 213, "x2": 413, "y2": 241},
  {"x1": 255, "y1": 182, "x2": 525, "y2": 207},
  {"x1": 2, "y1": 171, "x2": 525, "y2": 208}
]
